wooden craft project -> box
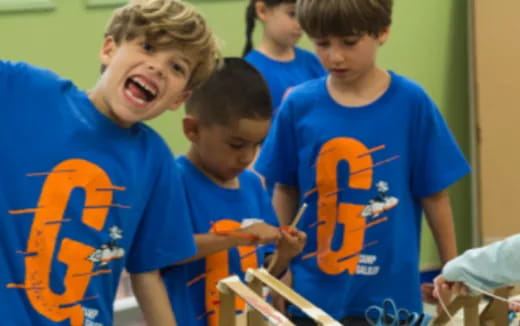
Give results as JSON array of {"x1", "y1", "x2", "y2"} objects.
[
  {"x1": 217, "y1": 275, "x2": 294, "y2": 326},
  {"x1": 245, "y1": 268, "x2": 342, "y2": 326},
  {"x1": 433, "y1": 286, "x2": 514, "y2": 326}
]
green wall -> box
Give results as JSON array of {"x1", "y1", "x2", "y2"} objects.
[{"x1": 0, "y1": 0, "x2": 471, "y2": 268}]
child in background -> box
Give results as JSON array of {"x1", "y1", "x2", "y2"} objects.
[
  {"x1": 0, "y1": 0, "x2": 221, "y2": 325},
  {"x1": 254, "y1": 0, "x2": 471, "y2": 325},
  {"x1": 161, "y1": 58, "x2": 307, "y2": 326},
  {"x1": 243, "y1": 0, "x2": 326, "y2": 112}
]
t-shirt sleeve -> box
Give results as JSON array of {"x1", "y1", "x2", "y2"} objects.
[
  {"x1": 0, "y1": 60, "x2": 64, "y2": 103},
  {"x1": 410, "y1": 93, "x2": 471, "y2": 198},
  {"x1": 442, "y1": 234, "x2": 520, "y2": 291},
  {"x1": 0, "y1": 61, "x2": 29, "y2": 100},
  {"x1": 126, "y1": 155, "x2": 197, "y2": 273},
  {"x1": 255, "y1": 98, "x2": 299, "y2": 187}
]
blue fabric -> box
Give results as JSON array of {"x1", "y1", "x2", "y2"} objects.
[
  {"x1": 245, "y1": 47, "x2": 326, "y2": 111},
  {"x1": 255, "y1": 72, "x2": 471, "y2": 320},
  {"x1": 163, "y1": 156, "x2": 279, "y2": 326},
  {"x1": 0, "y1": 61, "x2": 197, "y2": 326}
]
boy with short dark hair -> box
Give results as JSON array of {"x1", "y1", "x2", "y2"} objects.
[{"x1": 162, "y1": 57, "x2": 307, "y2": 326}]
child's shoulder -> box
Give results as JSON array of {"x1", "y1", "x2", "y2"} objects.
[
  {"x1": 389, "y1": 71, "x2": 431, "y2": 101},
  {"x1": 175, "y1": 155, "x2": 191, "y2": 174},
  {"x1": 283, "y1": 77, "x2": 327, "y2": 104},
  {"x1": 132, "y1": 124, "x2": 174, "y2": 162},
  {"x1": 1, "y1": 60, "x2": 73, "y2": 93},
  {"x1": 244, "y1": 49, "x2": 266, "y2": 64},
  {"x1": 294, "y1": 47, "x2": 318, "y2": 59}
]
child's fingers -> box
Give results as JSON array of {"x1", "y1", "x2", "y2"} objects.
[
  {"x1": 421, "y1": 283, "x2": 437, "y2": 304},
  {"x1": 433, "y1": 275, "x2": 445, "y2": 287},
  {"x1": 452, "y1": 282, "x2": 468, "y2": 296}
]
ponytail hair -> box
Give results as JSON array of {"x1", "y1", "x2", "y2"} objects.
[
  {"x1": 242, "y1": 0, "x2": 257, "y2": 57},
  {"x1": 241, "y1": 0, "x2": 296, "y2": 57}
]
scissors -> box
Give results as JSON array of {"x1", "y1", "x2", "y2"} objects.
[{"x1": 365, "y1": 298, "x2": 426, "y2": 326}]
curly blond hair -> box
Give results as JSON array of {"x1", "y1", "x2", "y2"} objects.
[{"x1": 105, "y1": 0, "x2": 222, "y2": 90}]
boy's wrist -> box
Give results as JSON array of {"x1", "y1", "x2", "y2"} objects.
[{"x1": 275, "y1": 250, "x2": 295, "y2": 263}]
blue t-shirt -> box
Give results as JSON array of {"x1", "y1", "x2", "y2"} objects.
[
  {"x1": 245, "y1": 47, "x2": 326, "y2": 111},
  {"x1": 254, "y1": 72, "x2": 471, "y2": 319},
  {"x1": 0, "y1": 61, "x2": 197, "y2": 326},
  {"x1": 162, "y1": 156, "x2": 278, "y2": 326}
]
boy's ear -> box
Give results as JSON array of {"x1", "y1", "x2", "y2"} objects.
[
  {"x1": 99, "y1": 36, "x2": 117, "y2": 67},
  {"x1": 255, "y1": 1, "x2": 269, "y2": 21},
  {"x1": 378, "y1": 26, "x2": 391, "y2": 45},
  {"x1": 169, "y1": 91, "x2": 192, "y2": 111},
  {"x1": 182, "y1": 114, "x2": 200, "y2": 142}
]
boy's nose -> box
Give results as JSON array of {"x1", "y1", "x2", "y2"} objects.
[
  {"x1": 328, "y1": 48, "x2": 344, "y2": 63},
  {"x1": 294, "y1": 21, "x2": 302, "y2": 32},
  {"x1": 147, "y1": 61, "x2": 164, "y2": 78},
  {"x1": 239, "y1": 149, "x2": 256, "y2": 166}
]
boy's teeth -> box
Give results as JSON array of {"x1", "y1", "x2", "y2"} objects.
[
  {"x1": 125, "y1": 89, "x2": 146, "y2": 105},
  {"x1": 133, "y1": 77, "x2": 157, "y2": 96}
]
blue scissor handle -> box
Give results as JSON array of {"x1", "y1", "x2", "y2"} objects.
[
  {"x1": 365, "y1": 305, "x2": 385, "y2": 326},
  {"x1": 365, "y1": 298, "x2": 430, "y2": 326},
  {"x1": 365, "y1": 299, "x2": 401, "y2": 326}
]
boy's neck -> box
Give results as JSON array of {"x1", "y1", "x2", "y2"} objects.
[
  {"x1": 185, "y1": 148, "x2": 240, "y2": 189},
  {"x1": 327, "y1": 67, "x2": 391, "y2": 107},
  {"x1": 88, "y1": 88, "x2": 134, "y2": 128},
  {"x1": 257, "y1": 37, "x2": 295, "y2": 62}
]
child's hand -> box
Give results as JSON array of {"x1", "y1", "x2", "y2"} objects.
[
  {"x1": 240, "y1": 222, "x2": 281, "y2": 245},
  {"x1": 277, "y1": 227, "x2": 307, "y2": 260},
  {"x1": 432, "y1": 275, "x2": 470, "y2": 315},
  {"x1": 433, "y1": 275, "x2": 468, "y2": 298},
  {"x1": 421, "y1": 283, "x2": 437, "y2": 304}
]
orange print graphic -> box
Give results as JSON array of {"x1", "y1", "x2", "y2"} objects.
[
  {"x1": 7, "y1": 159, "x2": 121, "y2": 325},
  {"x1": 315, "y1": 138, "x2": 374, "y2": 275},
  {"x1": 204, "y1": 220, "x2": 259, "y2": 326}
]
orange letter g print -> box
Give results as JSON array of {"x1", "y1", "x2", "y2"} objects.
[
  {"x1": 8, "y1": 159, "x2": 116, "y2": 325},
  {"x1": 315, "y1": 138, "x2": 373, "y2": 275}
]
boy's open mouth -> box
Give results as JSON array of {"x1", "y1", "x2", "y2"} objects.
[{"x1": 124, "y1": 76, "x2": 158, "y2": 105}]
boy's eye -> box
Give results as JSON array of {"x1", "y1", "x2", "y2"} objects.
[
  {"x1": 343, "y1": 38, "x2": 360, "y2": 46},
  {"x1": 142, "y1": 42, "x2": 154, "y2": 52},
  {"x1": 171, "y1": 63, "x2": 185, "y2": 74},
  {"x1": 287, "y1": 10, "x2": 296, "y2": 18},
  {"x1": 229, "y1": 143, "x2": 245, "y2": 150},
  {"x1": 315, "y1": 41, "x2": 330, "y2": 47}
]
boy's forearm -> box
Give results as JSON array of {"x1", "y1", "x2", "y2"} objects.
[
  {"x1": 272, "y1": 184, "x2": 300, "y2": 226},
  {"x1": 422, "y1": 190, "x2": 458, "y2": 264},
  {"x1": 130, "y1": 270, "x2": 177, "y2": 326},
  {"x1": 176, "y1": 233, "x2": 241, "y2": 264}
]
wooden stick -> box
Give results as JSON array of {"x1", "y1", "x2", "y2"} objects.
[
  {"x1": 433, "y1": 295, "x2": 482, "y2": 325},
  {"x1": 217, "y1": 275, "x2": 293, "y2": 326},
  {"x1": 246, "y1": 268, "x2": 342, "y2": 326},
  {"x1": 479, "y1": 286, "x2": 514, "y2": 326},
  {"x1": 267, "y1": 203, "x2": 308, "y2": 272}
]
